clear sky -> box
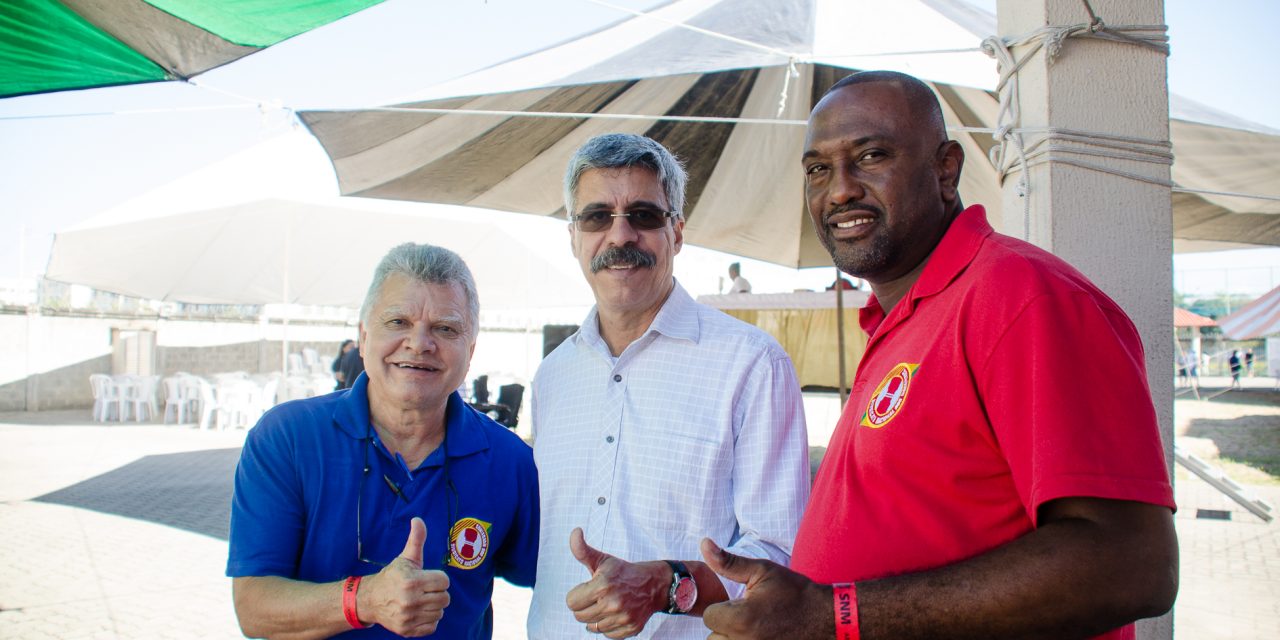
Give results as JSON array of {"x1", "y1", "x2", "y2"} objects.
[{"x1": 1, "y1": 0, "x2": 1276, "y2": 299}]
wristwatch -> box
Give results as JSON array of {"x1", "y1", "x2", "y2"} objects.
[{"x1": 664, "y1": 560, "x2": 697, "y2": 615}]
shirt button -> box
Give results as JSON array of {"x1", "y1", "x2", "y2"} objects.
[
  {"x1": 606, "y1": 435, "x2": 615, "y2": 443},
  {"x1": 613, "y1": 374, "x2": 622, "y2": 382},
  {"x1": 597, "y1": 497, "x2": 606, "y2": 505}
]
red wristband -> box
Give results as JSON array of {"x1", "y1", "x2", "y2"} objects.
[
  {"x1": 833, "y1": 583, "x2": 859, "y2": 640},
  {"x1": 343, "y1": 575, "x2": 369, "y2": 629}
]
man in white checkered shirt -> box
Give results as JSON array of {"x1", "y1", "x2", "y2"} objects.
[{"x1": 526, "y1": 133, "x2": 811, "y2": 639}]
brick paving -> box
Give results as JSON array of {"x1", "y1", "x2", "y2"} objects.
[{"x1": 2, "y1": 407, "x2": 1278, "y2": 638}]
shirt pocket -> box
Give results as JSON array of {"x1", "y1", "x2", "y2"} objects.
[{"x1": 620, "y1": 424, "x2": 734, "y2": 534}]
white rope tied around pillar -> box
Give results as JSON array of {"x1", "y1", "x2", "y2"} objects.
[
  {"x1": 993, "y1": 127, "x2": 1174, "y2": 178},
  {"x1": 980, "y1": 1, "x2": 1170, "y2": 240}
]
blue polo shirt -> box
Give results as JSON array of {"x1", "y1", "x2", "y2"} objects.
[{"x1": 227, "y1": 374, "x2": 539, "y2": 639}]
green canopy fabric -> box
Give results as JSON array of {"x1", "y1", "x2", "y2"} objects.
[{"x1": 0, "y1": 0, "x2": 383, "y2": 98}]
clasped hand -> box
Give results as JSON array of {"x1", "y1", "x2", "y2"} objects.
[{"x1": 700, "y1": 538, "x2": 831, "y2": 640}]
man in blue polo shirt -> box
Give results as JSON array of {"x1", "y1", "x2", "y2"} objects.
[{"x1": 227, "y1": 243, "x2": 539, "y2": 638}]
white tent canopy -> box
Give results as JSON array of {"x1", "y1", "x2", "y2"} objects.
[{"x1": 46, "y1": 197, "x2": 593, "y2": 311}]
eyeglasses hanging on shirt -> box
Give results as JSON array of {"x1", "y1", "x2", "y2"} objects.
[{"x1": 356, "y1": 427, "x2": 459, "y2": 569}]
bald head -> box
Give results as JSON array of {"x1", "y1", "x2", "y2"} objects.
[
  {"x1": 801, "y1": 70, "x2": 966, "y2": 292},
  {"x1": 817, "y1": 71, "x2": 948, "y2": 147}
]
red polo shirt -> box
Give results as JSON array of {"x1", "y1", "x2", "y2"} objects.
[{"x1": 791, "y1": 205, "x2": 1174, "y2": 639}]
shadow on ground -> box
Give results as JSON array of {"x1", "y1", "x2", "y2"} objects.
[
  {"x1": 35, "y1": 448, "x2": 241, "y2": 540},
  {"x1": 0, "y1": 409, "x2": 97, "y2": 426},
  {"x1": 1181, "y1": 388, "x2": 1280, "y2": 408},
  {"x1": 1185, "y1": 411, "x2": 1280, "y2": 479}
]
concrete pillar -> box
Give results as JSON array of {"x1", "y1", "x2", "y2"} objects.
[
  {"x1": 25, "y1": 306, "x2": 39, "y2": 411},
  {"x1": 996, "y1": 2, "x2": 1173, "y2": 639}
]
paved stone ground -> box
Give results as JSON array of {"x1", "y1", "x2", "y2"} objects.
[
  {"x1": 1174, "y1": 480, "x2": 1280, "y2": 639},
  {"x1": 1, "y1": 406, "x2": 1277, "y2": 638},
  {"x1": 0, "y1": 411, "x2": 533, "y2": 640}
]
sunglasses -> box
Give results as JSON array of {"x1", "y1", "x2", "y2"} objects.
[
  {"x1": 569, "y1": 206, "x2": 677, "y2": 233},
  {"x1": 357, "y1": 430, "x2": 458, "y2": 569}
]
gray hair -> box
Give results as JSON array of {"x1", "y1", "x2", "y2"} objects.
[
  {"x1": 360, "y1": 243, "x2": 480, "y2": 332},
  {"x1": 563, "y1": 133, "x2": 687, "y2": 218}
]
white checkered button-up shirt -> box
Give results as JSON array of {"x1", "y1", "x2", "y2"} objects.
[{"x1": 527, "y1": 281, "x2": 810, "y2": 639}]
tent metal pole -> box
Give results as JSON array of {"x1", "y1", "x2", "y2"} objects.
[{"x1": 281, "y1": 226, "x2": 291, "y2": 379}]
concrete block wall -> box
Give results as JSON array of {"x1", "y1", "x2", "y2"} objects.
[
  {"x1": 1, "y1": 312, "x2": 122, "y2": 412},
  {"x1": 158, "y1": 340, "x2": 344, "y2": 378},
  {"x1": 158, "y1": 342, "x2": 263, "y2": 378},
  {"x1": 0, "y1": 309, "x2": 354, "y2": 412},
  {"x1": 0, "y1": 309, "x2": 558, "y2": 413},
  {"x1": 22, "y1": 354, "x2": 113, "y2": 411}
]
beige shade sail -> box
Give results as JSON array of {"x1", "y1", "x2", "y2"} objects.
[
  {"x1": 300, "y1": 0, "x2": 1280, "y2": 268},
  {"x1": 300, "y1": 0, "x2": 1002, "y2": 269}
]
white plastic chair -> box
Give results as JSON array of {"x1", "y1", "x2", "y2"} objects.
[
  {"x1": 196, "y1": 378, "x2": 219, "y2": 430},
  {"x1": 110, "y1": 374, "x2": 137, "y2": 422},
  {"x1": 241, "y1": 377, "x2": 281, "y2": 428},
  {"x1": 129, "y1": 375, "x2": 160, "y2": 422},
  {"x1": 280, "y1": 376, "x2": 311, "y2": 402},
  {"x1": 162, "y1": 376, "x2": 188, "y2": 424},
  {"x1": 179, "y1": 374, "x2": 203, "y2": 422},
  {"x1": 218, "y1": 378, "x2": 266, "y2": 429},
  {"x1": 302, "y1": 348, "x2": 323, "y2": 374},
  {"x1": 310, "y1": 373, "x2": 336, "y2": 397},
  {"x1": 287, "y1": 353, "x2": 306, "y2": 376},
  {"x1": 89, "y1": 374, "x2": 119, "y2": 422}
]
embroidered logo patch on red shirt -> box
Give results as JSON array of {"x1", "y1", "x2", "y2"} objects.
[{"x1": 861, "y1": 363, "x2": 919, "y2": 429}]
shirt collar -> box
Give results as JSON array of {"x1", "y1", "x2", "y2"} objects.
[
  {"x1": 647, "y1": 279, "x2": 700, "y2": 343},
  {"x1": 859, "y1": 204, "x2": 991, "y2": 335},
  {"x1": 333, "y1": 373, "x2": 490, "y2": 460}
]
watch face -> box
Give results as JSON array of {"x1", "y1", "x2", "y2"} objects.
[{"x1": 674, "y1": 577, "x2": 697, "y2": 612}]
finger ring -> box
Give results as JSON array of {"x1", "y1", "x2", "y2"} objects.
[{"x1": 590, "y1": 622, "x2": 599, "y2": 633}]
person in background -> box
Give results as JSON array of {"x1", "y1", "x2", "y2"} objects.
[
  {"x1": 333, "y1": 338, "x2": 356, "y2": 390},
  {"x1": 338, "y1": 337, "x2": 366, "y2": 391},
  {"x1": 727, "y1": 262, "x2": 752, "y2": 293},
  {"x1": 528, "y1": 133, "x2": 809, "y2": 639},
  {"x1": 227, "y1": 242, "x2": 539, "y2": 639},
  {"x1": 1245, "y1": 348, "x2": 1254, "y2": 377},
  {"x1": 699, "y1": 70, "x2": 1176, "y2": 640},
  {"x1": 1229, "y1": 350, "x2": 1243, "y2": 388}
]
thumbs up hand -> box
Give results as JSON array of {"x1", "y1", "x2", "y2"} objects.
[
  {"x1": 361, "y1": 517, "x2": 451, "y2": 637},
  {"x1": 565, "y1": 527, "x2": 669, "y2": 638},
  {"x1": 570, "y1": 525, "x2": 610, "y2": 573},
  {"x1": 399, "y1": 515, "x2": 428, "y2": 568},
  {"x1": 700, "y1": 538, "x2": 832, "y2": 640}
]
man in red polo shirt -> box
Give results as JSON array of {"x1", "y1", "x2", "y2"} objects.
[{"x1": 698, "y1": 70, "x2": 1177, "y2": 639}]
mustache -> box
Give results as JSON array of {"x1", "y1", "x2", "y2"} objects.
[
  {"x1": 825, "y1": 202, "x2": 884, "y2": 222},
  {"x1": 591, "y1": 245, "x2": 657, "y2": 273}
]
